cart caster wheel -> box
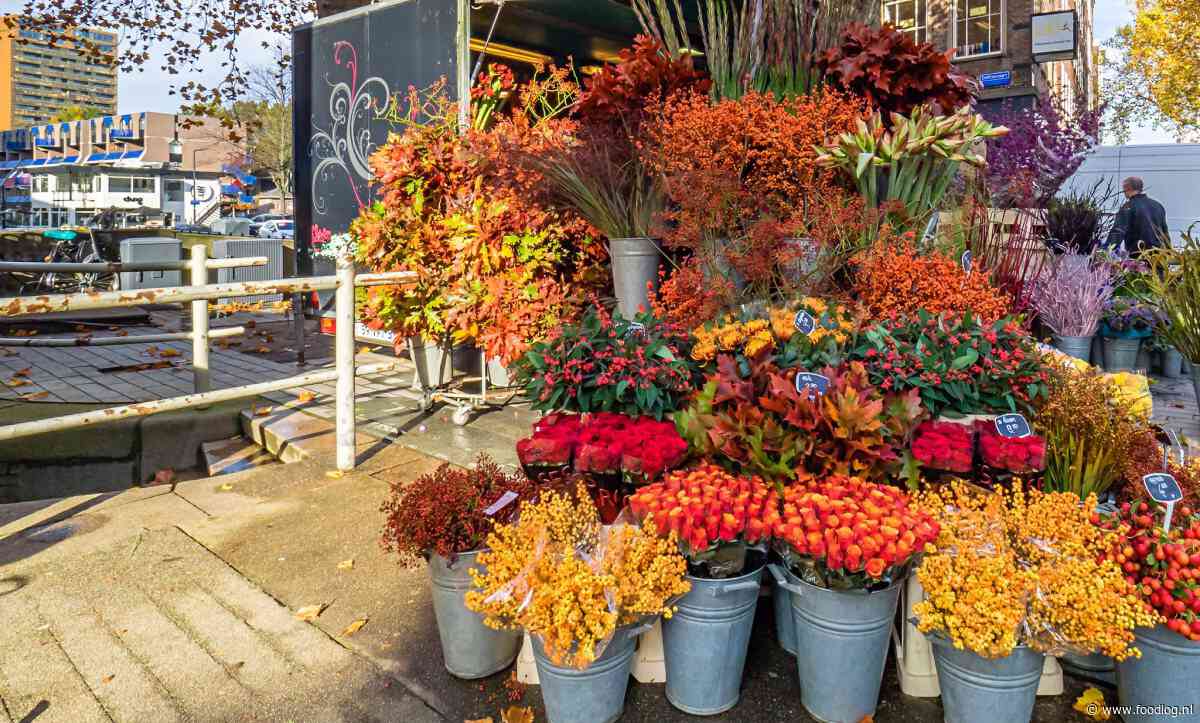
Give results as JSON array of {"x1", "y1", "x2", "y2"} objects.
[
  {"x1": 451, "y1": 406, "x2": 471, "y2": 427},
  {"x1": 419, "y1": 396, "x2": 433, "y2": 412}
]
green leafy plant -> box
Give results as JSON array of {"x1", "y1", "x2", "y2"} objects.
[
  {"x1": 513, "y1": 304, "x2": 698, "y2": 419},
  {"x1": 676, "y1": 357, "x2": 925, "y2": 487},
  {"x1": 815, "y1": 106, "x2": 1007, "y2": 220},
  {"x1": 1138, "y1": 225, "x2": 1200, "y2": 363},
  {"x1": 850, "y1": 311, "x2": 1049, "y2": 418}
]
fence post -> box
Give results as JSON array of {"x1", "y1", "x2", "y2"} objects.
[
  {"x1": 190, "y1": 244, "x2": 211, "y2": 395},
  {"x1": 335, "y1": 255, "x2": 356, "y2": 471}
]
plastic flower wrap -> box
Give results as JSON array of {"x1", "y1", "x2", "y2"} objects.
[
  {"x1": 466, "y1": 484, "x2": 690, "y2": 668},
  {"x1": 1103, "y1": 371, "x2": 1153, "y2": 421},
  {"x1": 915, "y1": 482, "x2": 1159, "y2": 659},
  {"x1": 629, "y1": 464, "x2": 773, "y2": 578},
  {"x1": 974, "y1": 420, "x2": 1046, "y2": 474},
  {"x1": 911, "y1": 421, "x2": 975, "y2": 474},
  {"x1": 771, "y1": 476, "x2": 939, "y2": 590}
]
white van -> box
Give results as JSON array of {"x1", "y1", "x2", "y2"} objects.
[{"x1": 1062, "y1": 144, "x2": 1200, "y2": 246}]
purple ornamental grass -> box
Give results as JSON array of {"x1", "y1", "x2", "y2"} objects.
[{"x1": 1031, "y1": 253, "x2": 1115, "y2": 337}]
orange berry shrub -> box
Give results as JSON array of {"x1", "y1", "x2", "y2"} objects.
[
  {"x1": 849, "y1": 233, "x2": 1013, "y2": 323},
  {"x1": 643, "y1": 90, "x2": 865, "y2": 306}
]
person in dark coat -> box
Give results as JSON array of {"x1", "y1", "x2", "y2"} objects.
[{"x1": 1107, "y1": 176, "x2": 1170, "y2": 255}]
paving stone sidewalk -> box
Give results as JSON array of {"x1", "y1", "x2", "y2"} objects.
[{"x1": 0, "y1": 523, "x2": 439, "y2": 723}]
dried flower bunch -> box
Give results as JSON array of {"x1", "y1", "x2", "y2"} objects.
[
  {"x1": 1030, "y1": 253, "x2": 1115, "y2": 337},
  {"x1": 773, "y1": 476, "x2": 940, "y2": 590},
  {"x1": 916, "y1": 483, "x2": 1159, "y2": 659},
  {"x1": 379, "y1": 455, "x2": 537, "y2": 565},
  {"x1": 629, "y1": 464, "x2": 773, "y2": 577},
  {"x1": 466, "y1": 484, "x2": 689, "y2": 668}
]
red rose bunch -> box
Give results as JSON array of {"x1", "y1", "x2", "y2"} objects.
[
  {"x1": 773, "y1": 476, "x2": 939, "y2": 585},
  {"x1": 1102, "y1": 501, "x2": 1200, "y2": 640},
  {"x1": 517, "y1": 412, "x2": 687, "y2": 484},
  {"x1": 911, "y1": 421, "x2": 975, "y2": 473},
  {"x1": 975, "y1": 420, "x2": 1046, "y2": 474},
  {"x1": 629, "y1": 464, "x2": 772, "y2": 556}
]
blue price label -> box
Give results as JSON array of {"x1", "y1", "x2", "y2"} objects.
[
  {"x1": 625, "y1": 322, "x2": 646, "y2": 339},
  {"x1": 793, "y1": 310, "x2": 816, "y2": 335},
  {"x1": 1142, "y1": 473, "x2": 1183, "y2": 504},
  {"x1": 794, "y1": 372, "x2": 830, "y2": 399},
  {"x1": 961, "y1": 250, "x2": 973, "y2": 274},
  {"x1": 994, "y1": 413, "x2": 1031, "y2": 438}
]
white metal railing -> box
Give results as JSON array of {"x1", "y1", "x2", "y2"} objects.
[{"x1": 0, "y1": 249, "x2": 416, "y2": 471}]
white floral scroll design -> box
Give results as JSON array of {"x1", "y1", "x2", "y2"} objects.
[{"x1": 309, "y1": 40, "x2": 391, "y2": 217}]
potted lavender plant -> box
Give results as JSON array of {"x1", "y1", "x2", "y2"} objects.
[{"x1": 1030, "y1": 253, "x2": 1114, "y2": 362}]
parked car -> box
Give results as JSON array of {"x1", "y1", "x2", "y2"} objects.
[
  {"x1": 174, "y1": 223, "x2": 214, "y2": 234},
  {"x1": 260, "y1": 219, "x2": 294, "y2": 240},
  {"x1": 249, "y1": 214, "x2": 286, "y2": 237}
]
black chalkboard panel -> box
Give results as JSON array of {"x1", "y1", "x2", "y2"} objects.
[{"x1": 293, "y1": 0, "x2": 460, "y2": 277}]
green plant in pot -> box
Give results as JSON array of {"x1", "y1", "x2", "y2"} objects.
[{"x1": 1139, "y1": 225, "x2": 1200, "y2": 401}]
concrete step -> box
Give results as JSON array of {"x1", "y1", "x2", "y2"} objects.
[
  {"x1": 240, "y1": 404, "x2": 377, "y2": 464},
  {"x1": 200, "y1": 436, "x2": 277, "y2": 477}
]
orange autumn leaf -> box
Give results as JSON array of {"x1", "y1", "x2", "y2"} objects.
[{"x1": 296, "y1": 390, "x2": 316, "y2": 403}]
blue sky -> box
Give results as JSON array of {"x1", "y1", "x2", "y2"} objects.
[{"x1": 2, "y1": 0, "x2": 1179, "y2": 144}]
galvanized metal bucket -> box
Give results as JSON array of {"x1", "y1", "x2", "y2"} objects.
[
  {"x1": 1117, "y1": 625, "x2": 1200, "y2": 723},
  {"x1": 608, "y1": 237, "x2": 661, "y2": 321},
  {"x1": 662, "y1": 564, "x2": 765, "y2": 715},
  {"x1": 1061, "y1": 651, "x2": 1116, "y2": 685},
  {"x1": 1162, "y1": 348, "x2": 1184, "y2": 378},
  {"x1": 1102, "y1": 336, "x2": 1142, "y2": 372},
  {"x1": 770, "y1": 565, "x2": 901, "y2": 723},
  {"x1": 772, "y1": 578, "x2": 798, "y2": 656},
  {"x1": 1053, "y1": 334, "x2": 1094, "y2": 363},
  {"x1": 929, "y1": 636, "x2": 1043, "y2": 723},
  {"x1": 1193, "y1": 366, "x2": 1200, "y2": 409},
  {"x1": 428, "y1": 552, "x2": 521, "y2": 679},
  {"x1": 531, "y1": 622, "x2": 646, "y2": 723}
]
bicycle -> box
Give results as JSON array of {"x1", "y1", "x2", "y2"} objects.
[{"x1": 16, "y1": 228, "x2": 117, "y2": 295}]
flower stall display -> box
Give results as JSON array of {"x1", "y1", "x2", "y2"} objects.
[
  {"x1": 916, "y1": 484, "x2": 1160, "y2": 723},
  {"x1": 688, "y1": 297, "x2": 856, "y2": 373},
  {"x1": 466, "y1": 484, "x2": 689, "y2": 723},
  {"x1": 852, "y1": 311, "x2": 1048, "y2": 419},
  {"x1": 513, "y1": 305, "x2": 697, "y2": 420},
  {"x1": 630, "y1": 465, "x2": 774, "y2": 714},
  {"x1": 1140, "y1": 229, "x2": 1200, "y2": 403},
  {"x1": 770, "y1": 476, "x2": 939, "y2": 722},
  {"x1": 1103, "y1": 501, "x2": 1200, "y2": 718},
  {"x1": 379, "y1": 456, "x2": 538, "y2": 678},
  {"x1": 676, "y1": 357, "x2": 925, "y2": 486},
  {"x1": 974, "y1": 419, "x2": 1046, "y2": 476}
]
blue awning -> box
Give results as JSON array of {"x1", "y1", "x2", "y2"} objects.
[
  {"x1": 221, "y1": 183, "x2": 240, "y2": 195},
  {"x1": 102, "y1": 151, "x2": 123, "y2": 161},
  {"x1": 238, "y1": 193, "x2": 255, "y2": 203},
  {"x1": 85, "y1": 153, "x2": 106, "y2": 163},
  {"x1": 62, "y1": 155, "x2": 78, "y2": 164},
  {"x1": 102, "y1": 117, "x2": 113, "y2": 127},
  {"x1": 120, "y1": 150, "x2": 143, "y2": 160},
  {"x1": 237, "y1": 173, "x2": 257, "y2": 185},
  {"x1": 0, "y1": 161, "x2": 16, "y2": 170},
  {"x1": 27, "y1": 159, "x2": 46, "y2": 167},
  {"x1": 42, "y1": 158, "x2": 60, "y2": 166}
]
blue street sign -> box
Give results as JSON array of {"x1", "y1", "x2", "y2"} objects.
[{"x1": 980, "y1": 71, "x2": 1012, "y2": 89}]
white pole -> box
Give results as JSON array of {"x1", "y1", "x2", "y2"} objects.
[
  {"x1": 335, "y1": 255, "x2": 356, "y2": 471},
  {"x1": 0, "y1": 326, "x2": 243, "y2": 347},
  {"x1": 190, "y1": 244, "x2": 210, "y2": 394}
]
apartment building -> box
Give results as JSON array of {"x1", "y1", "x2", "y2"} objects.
[
  {"x1": 0, "y1": 17, "x2": 118, "y2": 129},
  {"x1": 0, "y1": 112, "x2": 239, "y2": 228},
  {"x1": 881, "y1": 0, "x2": 1098, "y2": 114}
]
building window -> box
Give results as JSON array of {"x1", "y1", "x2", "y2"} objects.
[
  {"x1": 955, "y1": 0, "x2": 1003, "y2": 57},
  {"x1": 108, "y1": 176, "x2": 154, "y2": 194},
  {"x1": 33, "y1": 175, "x2": 51, "y2": 193},
  {"x1": 164, "y1": 180, "x2": 185, "y2": 202},
  {"x1": 883, "y1": 0, "x2": 927, "y2": 43}
]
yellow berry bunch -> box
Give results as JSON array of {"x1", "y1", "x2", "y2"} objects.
[
  {"x1": 914, "y1": 481, "x2": 1157, "y2": 660},
  {"x1": 466, "y1": 484, "x2": 690, "y2": 668}
]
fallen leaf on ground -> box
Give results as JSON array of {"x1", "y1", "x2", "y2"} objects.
[
  {"x1": 296, "y1": 390, "x2": 315, "y2": 403},
  {"x1": 254, "y1": 346, "x2": 271, "y2": 354},
  {"x1": 5, "y1": 378, "x2": 30, "y2": 387},
  {"x1": 11, "y1": 329, "x2": 37, "y2": 337},
  {"x1": 501, "y1": 707, "x2": 533, "y2": 723},
  {"x1": 245, "y1": 320, "x2": 256, "y2": 328},
  {"x1": 358, "y1": 345, "x2": 372, "y2": 354},
  {"x1": 1075, "y1": 687, "x2": 1110, "y2": 720},
  {"x1": 218, "y1": 483, "x2": 234, "y2": 492},
  {"x1": 464, "y1": 719, "x2": 493, "y2": 723},
  {"x1": 294, "y1": 603, "x2": 327, "y2": 622},
  {"x1": 13, "y1": 367, "x2": 30, "y2": 376},
  {"x1": 337, "y1": 559, "x2": 354, "y2": 571},
  {"x1": 101, "y1": 674, "x2": 115, "y2": 684},
  {"x1": 342, "y1": 618, "x2": 368, "y2": 636},
  {"x1": 20, "y1": 391, "x2": 49, "y2": 400},
  {"x1": 325, "y1": 470, "x2": 344, "y2": 479},
  {"x1": 158, "y1": 348, "x2": 181, "y2": 358},
  {"x1": 153, "y1": 469, "x2": 176, "y2": 485},
  {"x1": 253, "y1": 406, "x2": 272, "y2": 417},
  {"x1": 116, "y1": 330, "x2": 129, "y2": 337}
]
